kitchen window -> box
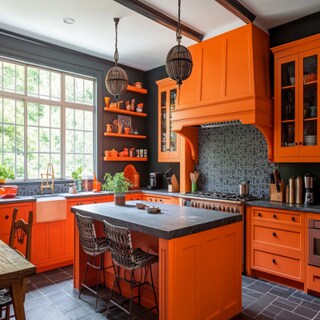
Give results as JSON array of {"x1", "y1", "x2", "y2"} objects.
[{"x1": 0, "y1": 58, "x2": 96, "y2": 180}]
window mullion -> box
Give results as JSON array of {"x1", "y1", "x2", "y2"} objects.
[{"x1": 61, "y1": 73, "x2": 66, "y2": 179}]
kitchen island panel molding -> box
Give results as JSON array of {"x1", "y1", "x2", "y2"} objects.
[
  {"x1": 71, "y1": 201, "x2": 242, "y2": 320},
  {"x1": 159, "y1": 221, "x2": 242, "y2": 320}
]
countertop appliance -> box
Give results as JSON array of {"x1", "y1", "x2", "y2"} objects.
[
  {"x1": 181, "y1": 191, "x2": 258, "y2": 274},
  {"x1": 147, "y1": 172, "x2": 162, "y2": 190},
  {"x1": 308, "y1": 218, "x2": 320, "y2": 267},
  {"x1": 305, "y1": 173, "x2": 314, "y2": 205}
]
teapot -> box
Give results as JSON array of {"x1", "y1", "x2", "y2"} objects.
[{"x1": 239, "y1": 181, "x2": 250, "y2": 196}]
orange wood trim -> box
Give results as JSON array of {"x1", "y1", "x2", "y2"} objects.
[
  {"x1": 104, "y1": 106, "x2": 147, "y2": 117},
  {"x1": 103, "y1": 132, "x2": 146, "y2": 139},
  {"x1": 179, "y1": 138, "x2": 196, "y2": 193},
  {"x1": 254, "y1": 124, "x2": 273, "y2": 161},
  {"x1": 103, "y1": 156, "x2": 147, "y2": 162},
  {"x1": 175, "y1": 127, "x2": 198, "y2": 161},
  {"x1": 126, "y1": 85, "x2": 147, "y2": 94}
]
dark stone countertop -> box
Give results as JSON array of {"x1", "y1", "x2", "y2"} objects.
[
  {"x1": 246, "y1": 200, "x2": 320, "y2": 213},
  {"x1": 71, "y1": 200, "x2": 242, "y2": 240},
  {"x1": 0, "y1": 196, "x2": 36, "y2": 204}
]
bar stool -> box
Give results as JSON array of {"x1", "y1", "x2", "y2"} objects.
[
  {"x1": 103, "y1": 220, "x2": 159, "y2": 319},
  {"x1": 75, "y1": 212, "x2": 115, "y2": 311},
  {"x1": 0, "y1": 207, "x2": 33, "y2": 320}
]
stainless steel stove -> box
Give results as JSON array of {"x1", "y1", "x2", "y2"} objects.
[{"x1": 181, "y1": 191, "x2": 258, "y2": 214}]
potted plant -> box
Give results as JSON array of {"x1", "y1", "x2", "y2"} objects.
[
  {"x1": 102, "y1": 172, "x2": 132, "y2": 206},
  {"x1": 0, "y1": 164, "x2": 15, "y2": 184},
  {"x1": 71, "y1": 166, "x2": 83, "y2": 191}
]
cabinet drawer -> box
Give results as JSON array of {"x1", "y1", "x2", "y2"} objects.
[
  {"x1": 252, "y1": 224, "x2": 303, "y2": 252},
  {"x1": 252, "y1": 208, "x2": 302, "y2": 226},
  {"x1": 252, "y1": 249, "x2": 302, "y2": 281},
  {"x1": 144, "y1": 195, "x2": 172, "y2": 204},
  {"x1": 307, "y1": 265, "x2": 320, "y2": 292}
]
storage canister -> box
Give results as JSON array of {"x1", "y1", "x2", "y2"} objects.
[{"x1": 295, "y1": 176, "x2": 303, "y2": 204}]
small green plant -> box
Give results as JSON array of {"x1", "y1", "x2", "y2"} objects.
[
  {"x1": 102, "y1": 172, "x2": 132, "y2": 193},
  {"x1": 71, "y1": 166, "x2": 83, "y2": 180},
  {"x1": 0, "y1": 163, "x2": 15, "y2": 180}
]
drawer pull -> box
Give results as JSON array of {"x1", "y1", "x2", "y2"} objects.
[
  {"x1": 272, "y1": 232, "x2": 277, "y2": 237},
  {"x1": 5, "y1": 215, "x2": 9, "y2": 220},
  {"x1": 258, "y1": 213, "x2": 262, "y2": 217},
  {"x1": 273, "y1": 214, "x2": 277, "y2": 219},
  {"x1": 292, "y1": 217, "x2": 296, "y2": 222},
  {"x1": 272, "y1": 259, "x2": 277, "y2": 264}
]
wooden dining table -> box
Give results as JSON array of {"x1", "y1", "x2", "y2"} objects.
[{"x1": 0, "y1": 240, "x2": 36, "y2": 320}]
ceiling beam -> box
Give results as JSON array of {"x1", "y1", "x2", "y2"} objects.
[
  {"x1": 215, "y1": 0, "x2": 256, "y2": 24},
  {"x1": 113, "y1": 0, "x2": 204, "y2": 42}
]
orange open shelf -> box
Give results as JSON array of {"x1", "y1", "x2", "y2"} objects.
[
  {"x1": 104, "y1": 156, "x2": 147, "y2": 162},
  {"x1": 126, "y1": 85, "x2": 147, "y2": 94},
  {"x1": 104, "y1": 107, "x2": 147, "y2": 117},
  {"x1": 104, "y1": 132, "x2": 146, "y2": 139}
]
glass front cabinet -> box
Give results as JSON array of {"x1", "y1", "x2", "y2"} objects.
[
  {"x1": 156, "y1": 78, "x2": 181, "y2": 162},
  {"x1": 272, "y1": 35, "x2": 320, "y2": 162}
]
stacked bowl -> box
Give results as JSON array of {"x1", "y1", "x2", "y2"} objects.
[{"x1": 304, "y1": 135, "x2": 317, "y2": 146}]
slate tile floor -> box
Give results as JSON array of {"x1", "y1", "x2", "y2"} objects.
[{"x1": 20, "y1": 265, "x2": 320, "y2": 319}]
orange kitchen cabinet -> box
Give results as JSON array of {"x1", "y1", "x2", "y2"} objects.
[
  {"x1": 143, "y1": 194, "x2": 176, "y2": 204},
  {"x1": 272, "y1": 34, "x2": 320, "y2": 162},
  {"x1": 159, "y1": 222, "x2": 242, "y2": 320},
  {"x1": 0, "y1": 202, "x2": 34, "y2": 244},
  {"x1": 247, "y1": 206, "x2": 305, "y2": 285},
  {"x1": 125, "y1": 193, "x2": 143, "y2": 201},
  {"x1": 156, "y1": 78, "x2": 181, "y2": 162}
]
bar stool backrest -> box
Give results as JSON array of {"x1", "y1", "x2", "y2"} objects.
[
  {"x1": 103, "y1": 220, "x2": 135, "y2": 268},
  {"x1": 76, "y1": 212, "x2": 102, "y2": 256},
  {"x1": 9, "y1": 208, "x2": 33, "y2": 261}
]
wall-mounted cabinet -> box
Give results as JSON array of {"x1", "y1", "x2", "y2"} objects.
[
  {"x1": 272, "y1": 34, "x2": 320, "y2": 162},
  {"x1": 156, "y1": 78, "x2": 181, "y2": 162}
]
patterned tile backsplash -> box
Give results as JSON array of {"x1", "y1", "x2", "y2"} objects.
[{"x1": 196, "y1": 124, "x2": 273, "y2": 198}]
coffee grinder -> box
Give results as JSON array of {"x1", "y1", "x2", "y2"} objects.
[{"x1": 304, "y1": 173, "x2": 314, "y2": 205}]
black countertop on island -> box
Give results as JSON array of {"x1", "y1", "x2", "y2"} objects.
[{"x1": 71, "y1": 201, "x2": 242, "y2": 240}]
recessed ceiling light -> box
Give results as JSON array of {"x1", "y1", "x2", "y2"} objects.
[{"x1": 63, "y1": 17, "x2": 75, "y2": 24}]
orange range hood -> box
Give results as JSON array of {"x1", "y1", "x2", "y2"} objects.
[{"x1": 171, "y1": 23, "x2": 274, "y2": 162}]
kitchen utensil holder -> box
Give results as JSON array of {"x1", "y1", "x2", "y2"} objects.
[{"x1": 270, "y1": 180, "x2": 285, "y2": 202}]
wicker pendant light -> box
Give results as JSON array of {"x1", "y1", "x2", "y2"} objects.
[
  {"x1": 165, "y1": 0, "x2": 193, "y2": 87},
  {"x1": 105, "y1": 18, "x2": 128, "y2": 99}
]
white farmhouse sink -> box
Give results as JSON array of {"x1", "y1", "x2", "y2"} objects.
[{"x1": 36, "y1": 196, "x2": 66, "y2": 223}]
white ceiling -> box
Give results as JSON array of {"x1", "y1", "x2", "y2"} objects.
[{"x1": 0, "y1": 0, "x2": 319, "y2": 71}]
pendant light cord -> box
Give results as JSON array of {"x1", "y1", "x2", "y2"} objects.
[
  {"x1": 176, "y1": 0, "x2": 182, "y2": 45},
  {"x1": 114, "y1": 17, "x2": 119, "y2": 65}
]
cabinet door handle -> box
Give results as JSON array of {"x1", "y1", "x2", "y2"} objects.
[
  {"x1": 299, "y1": 142, "x2": 302, "y2": 145},
  {"x1": 272, "y1": 259, "x2": 277, "y2": 264},
  {"x1": 258, "y1": 213, "x2": 262, "y2": 217},
  {"x1": 292, "y1": 217, "x2": 296, "y2": 221},
  {"x1": 160, "y1": 199, "x2": 163, "y2": 203},
  {"x1": 272, "y1": 232, "x2": 277, "y2": 237},
  {"x1": 295, "y1": 142, "x2": 298, "y2": 146},
  {"x1": 5, "y1": 215, "x2": 9, "y2": 220},
  {"x1": 273, "y1": 214, "x2": 277, "y2": 219}
]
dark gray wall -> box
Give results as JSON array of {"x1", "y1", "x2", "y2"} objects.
[{"x1": 0, "y1": 29, "x2": 148, "y2": 186}]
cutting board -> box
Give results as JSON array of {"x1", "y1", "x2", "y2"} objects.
[{"x1": 123, "y1": 164, "x2": 137, "y2": 189}]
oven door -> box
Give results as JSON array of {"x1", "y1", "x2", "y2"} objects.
[{"x1": 309, "y1": 226, "x2": 320, "y2": 267}]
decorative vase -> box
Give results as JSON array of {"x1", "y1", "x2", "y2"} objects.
[
  {"x1": 76, "y1": 180, "x2": 82, "y2": 192},
  {"x1": 114, "y1": 193, "x2": 126, "y2": 206},
  {"x1": 0, "y1": 179, "x2": 6, "y2": 184}
]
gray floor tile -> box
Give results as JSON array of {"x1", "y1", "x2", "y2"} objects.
[
  {"x1": 300, "y1": 299, "x2": 320, "y2": 312},
  {"x1": 246, "y1": 280, "x2": 274, "y2": 294},
  {"x1": 275, "y1": 309, "x2": 311, "y2": 320},
  {"x1": 293, "y1": 305, "x2": 318, "y2": 319}
]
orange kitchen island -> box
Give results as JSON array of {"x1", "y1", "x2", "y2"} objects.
[{"x1": 71, "y1": 201, "x2": 242, "y2": 320}]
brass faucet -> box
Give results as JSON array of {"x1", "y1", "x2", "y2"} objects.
[{"x1": 40, "y1": 162, "x2": 55, "y2": 194}]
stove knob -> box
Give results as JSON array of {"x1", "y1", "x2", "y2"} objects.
[
  {"x1": 226, "y1": 207, "x2": 230, "y2": 212},
  {"x1": 235, "y1": 209, "x2": 240, "y2": 214},
  {"x1": 207, "y1": 204, "x2": 211, "y2": 210},
  {"x1": 222, "y1": 207, "x2": 226, "y2": 212},
  {"x1": 199, "y1": 203, "x2": 202, "y2": 208},
  {"x1": 219, "y1": 206, "x2": 222, "y2": 211},
  {"x1": 231, "y1": 208, "x2": 235, "y2": 213}
]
